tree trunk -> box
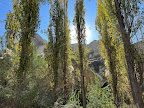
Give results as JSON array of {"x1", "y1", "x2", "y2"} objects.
[
  {"x1": 104, "y1": 41, "x2": 120, "y2": 107},
  {"x1": 108, "y1": 54, "x2": 120, "y2": 108},
  {"x1": 53, "y1": 16, "x2": 60, "y2": 101},
  {"x1": 77, "y1": 21, "x2": 86, "y2": 108},
  {"x1": 63, "y1": 48, "x2": 68, "y2": 99},
  {"x1": 114, "y1": 0, "x2": 144, "y2": 107},
  {"x1": 75, "y1": 0, "x2": 86, "y2": 107},
  {"x1": 53, "y1": 39, "x2": 59, "y2": 102}
]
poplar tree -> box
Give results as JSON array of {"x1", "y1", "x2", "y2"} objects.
[
  {"x1": 47, "y1": 0, "x2": 65, "y2": 101},
  {"x1": 12, "y1": 0, "x2": 40, "y2": 107},
  {"x1": 73, "y1": 0, "x2": 86, "y2": 107},
  {"x1": 113, "y1": 0, "x2": 144, "y2": 107},
  {"x1": 96, "y1": 0, "x2": 144, "y2": 107},
  {"x1": 62, "y1": 0, "x2": 71, "y2": 100},
  {"x1": 46, "y1": 0, "x2": 71, "y2": 102},
  {"x1": 96, "y1": 0, "x2": 120, "y2": 107}
]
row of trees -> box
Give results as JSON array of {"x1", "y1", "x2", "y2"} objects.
[
  {"x1": 46, "y1": 0, "x2": 87, "y2": 107},
  {"x1": 45, "y1": 0, "x2": 71, "y2": 102},
  {"x1": 0, "y1": 0, "x2": 143, "y2": 107},
  {"x1": 1, "y1": 0, "x2": 89, "y2": 107}
]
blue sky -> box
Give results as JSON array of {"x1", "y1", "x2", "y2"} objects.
[{"x1": 0, "y1": 0, "x2": 98, "y2": 44}]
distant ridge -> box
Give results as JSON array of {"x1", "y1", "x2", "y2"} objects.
[
  {"x1": 32, "y1": 33, "x2": 47, "y2": 47},
  {"x1": 35, "y1": 36, "x2": 100, "y2": 55},
  {"x1": 71, "y1": 40, "x2": 100, "y2": 54},
  {"x1": 87, "y1": 40, "x2": 100, "y2": 54},
  {"x1": 1, "y1": 33, "x2": 143, "y2": 56}
]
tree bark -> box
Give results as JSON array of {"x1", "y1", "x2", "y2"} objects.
[
  {"x1": 78, "y1": 39, "x2": 86, "y2": 108},
  {"x1": 63, "y1": 47, "x2": 68, "y2": 99}
]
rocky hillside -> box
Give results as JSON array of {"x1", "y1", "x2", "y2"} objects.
[
  {"x1": 71, "y1": 40, "x2": 100, "y2": 53},
  {"x1": 71, "y1": 40, "x2": 100, "y2": 59},
  {"x1": 32, "y1": 33, "x2": 47, "y2": 47},
  {"x1": 32, "y1": 33, "x2": 47, "y2": 55},
  {"x1": 87, "y1": 40, "x2": 100, "y2": 54},
  {"x1": 35, "y1": 34, "x2": 101, "y2": 56}
]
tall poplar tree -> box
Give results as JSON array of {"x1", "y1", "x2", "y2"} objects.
[
  {"x1": 62, "y1": 0, "x2": 71, "y2": 100},
  {"x1": 73, "y1": 0, "x2": 86, "y2": 107},
  {"x1": 47, "y1": 0, "x2": 66, "y2": 101},
  {"x1": 13, "y1": 0, "x2": 40, "y2": 107},
  {"x1": 96, "y1": 0, "x2": 121, "y2": 107},
  {"x1": 96, "y1": 0, "x2": 144, "y2": 107},
  {"x1": 113, "y1": 0, "x2": 144, "y2": 107}
]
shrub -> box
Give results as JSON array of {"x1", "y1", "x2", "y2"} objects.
[{"x1": 87, "y1": 76, "x2": 115, "y2": 108}]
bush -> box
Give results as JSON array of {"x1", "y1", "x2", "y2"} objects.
[
  {"x1": 60, "y1": 89, "x2": 81, "y2": 108},
  {"x1": 87, "y1": 76, "x2": 115, "y2": 108}
]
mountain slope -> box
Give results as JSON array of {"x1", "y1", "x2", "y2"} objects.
[
  {"x1": 71, "y1": 40, "x2": 100, "y2": 55},
  {"x1": 32, "y1": 33, "x2": 47, "y2": 55},
  {"x1": 32, "y1": 33, "x2": 47, "y2": 46},
  {"x1": 87, "y1": 40, "x2": 100, "y2": 54}
]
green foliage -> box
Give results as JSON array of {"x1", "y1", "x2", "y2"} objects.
[
  {"x1": 5, "y1": 11, "x2": 20, "y2": 49},
  {"x1": 47, "y1": 0, "x2": 65, "y2": 89},
  {"x1": 17, "y1": 0, "x2": 40, "y2": 74},
  {"x1": 0, "y1": 49, "x2": 13, "y2": 87},
  {"x1": 0, "y1": 85, "x2": 14, "y2": 108},
  {"x1": 95, "y1": 0, "x2": 133, "y2": 106},
  {"x1": 96, "y1": 0, "x2": 144, "y2": 106},
  {"x1": 0, "y1": 45, "x2": 52, "y2": 107},
  {"x1": 0, "y1": 36, "x2": 5, "y2": 49},
  {"x1": 45, "y1": 0, "x2": 72, "y2": 102},
  {"x1": 66, "y1": 89, "x2": 81, "y2": 108},
  {"x1": 87, "y1": 76, "x2": 115, "y2": 108},
  {"x1": 1, "y1": 0, "x2": 144, "y2": 107}
]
